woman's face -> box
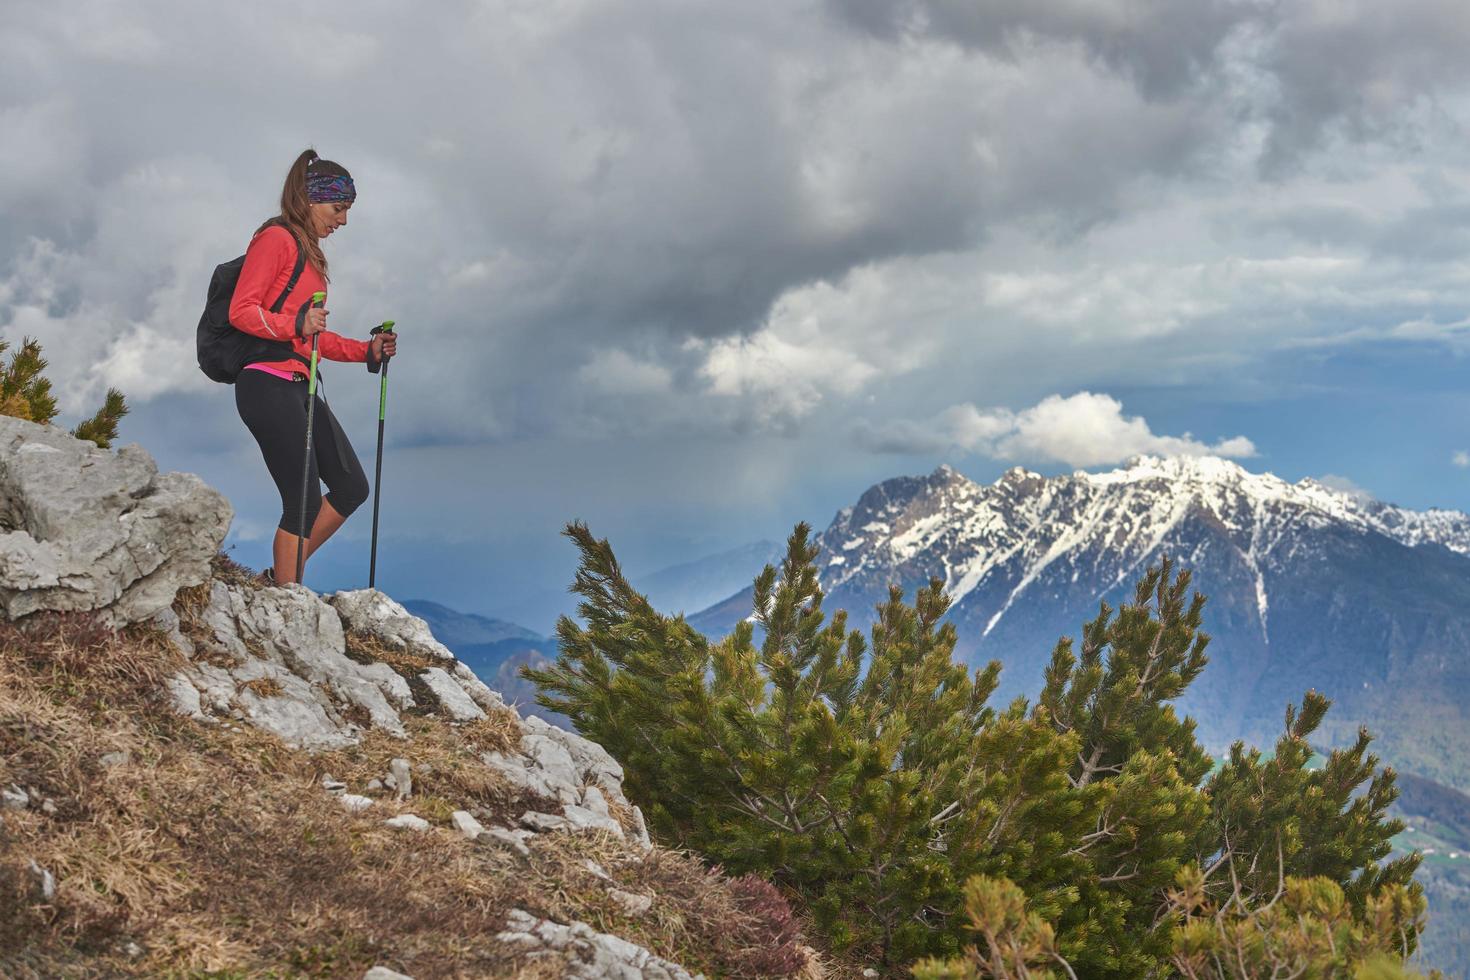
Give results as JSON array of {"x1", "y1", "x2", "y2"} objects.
[{"x1": 309, "y1": 200, "x2": 351, "y2": 240}]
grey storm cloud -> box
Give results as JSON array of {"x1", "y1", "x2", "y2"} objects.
[
  {"x1": 832, "y1": 0, "x2": 1470, "y2": 171},
  {"x1": 7, "y1": 0, "x2": 1470, "y2": 611},
  {"x1": 828, "y1": 0, "x2": 1254, "y2": 99},
  {"x1": 3, "y1": 0, "x2": 1470, "y2": 451},
  {"x1": 1254, "y1": 0, "x2": 1470, "y2": 173}
]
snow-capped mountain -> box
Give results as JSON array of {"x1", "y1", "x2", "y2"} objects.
[
  {"x1": 821, "y1": 455, "x2": 1470, "y2": 642},
  {"x1": 695, "y1": 456, "x2": 1470, "y2": 790}
]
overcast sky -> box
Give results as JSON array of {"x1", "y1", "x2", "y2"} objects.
[{"x1": 6, "y1": 0, "x2": 1470, "y2": 630}]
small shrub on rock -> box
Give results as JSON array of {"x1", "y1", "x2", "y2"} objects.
[{"x1": 0, "y1": 336, "x2": 128, "y2": 448}]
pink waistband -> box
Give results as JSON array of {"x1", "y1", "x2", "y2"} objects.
[{"x1": 243, "y1": 363, "x2": 301, "y2": 382}]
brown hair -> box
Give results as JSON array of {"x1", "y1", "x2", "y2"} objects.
[{"x1": 255, "y1": 149, "x2": 352, "y2": 281}]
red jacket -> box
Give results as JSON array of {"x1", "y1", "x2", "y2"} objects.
[{"x1": 228, "y1": 224, "x2": 370, "y2": 374}]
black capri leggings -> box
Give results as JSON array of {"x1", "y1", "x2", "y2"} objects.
[{"x1": 235, "y1": 369, "x2": 370, "y2": 536}]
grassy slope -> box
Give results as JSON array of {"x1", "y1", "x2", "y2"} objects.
[{"x1": 0, "y1": 563, "x2": 827, "y2": 979}]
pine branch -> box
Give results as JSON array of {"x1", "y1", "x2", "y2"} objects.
[
  {"x1": 71, "y1": 387, "x2": 129, "y2": 448},
  {"x1": 0, "y1": 337, "x2": 59, "y2": 425}
]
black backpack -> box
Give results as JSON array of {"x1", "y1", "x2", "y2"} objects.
[{"x1": 196, "y1": 223, "x2": 310, "y2": 383}]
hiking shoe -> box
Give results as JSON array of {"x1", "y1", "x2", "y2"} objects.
[{"x1": 258, "y1": 568, "x2": 276, "y2": 587}]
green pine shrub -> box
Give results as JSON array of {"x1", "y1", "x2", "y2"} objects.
[
  {"x1": 1165, "y1": 870, "x2": 1436, "y2": 980},
  {"x1": 528, "y1": 522, "x2": 1428, "y2": 976},
  {"x1": 0, "y1": 336, "x2": 128, "y2": 448},
  {"x1": 916, "y1": 871, "x2": 1438, "y2": 979}
]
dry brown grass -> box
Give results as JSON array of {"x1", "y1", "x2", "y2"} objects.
[
  {"x1": 481, "y1": 831, "x2": 826, "y2": 978},
  {"x1": 0, "y1": 587, "x2": 819, "y2": 978},
  {"x1": 239, "y1": 676, "x2": 284, "y2": 698},
  {"x1": 170, "y1": 577, "x2": 234, "y2": 669},
  {"x1": 457, "y1": 710, "x2": 523, "y2": 756},
  {"x1": 343, "y1": 628, "x2": 438, "y2": 674},
  {"x1": 210, "y1": 550, "x2": 269, "y2": 591},
  {"x1": 0, "y1": 614, "x2": 540, "y2": 977}
]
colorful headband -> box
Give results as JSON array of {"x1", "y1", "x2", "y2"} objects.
[{"x1": 307, "y1": 172, "x2": 356, "y2": 204}]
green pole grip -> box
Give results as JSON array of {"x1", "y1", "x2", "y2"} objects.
[
  {"x1": 376, "y1": 321, "x2": 396, "y2": 421},
  {"x1": 306, "y1": 292, "x2": 325, "y2": 396}
]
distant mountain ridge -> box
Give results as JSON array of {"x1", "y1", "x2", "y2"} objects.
[
  {"x1": 630, "y1": 540, "x2": 781, "y2": 616},
  {"x1": 694, "y1": 455, "x2": 1470, "y2": 795},
  {"x1": 819, "y1": 457, "x2": 1470, "y2": 627},
  {"x1": 400, "y1": 600, "x2": 566, "y2": 729},
  {"x1": 399, "y1": 600, "x2": 541, "y2": 647}
]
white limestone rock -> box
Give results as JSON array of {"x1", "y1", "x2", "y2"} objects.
[
  {"x1": 151, "y1": 606, "x2": 195, "y2": 657},
  {"x1": 495, "y1": 909, "x2": 699, "y2": 980},
  {"x1": 482, "y1": 827, "x2": 533, "y2": 859},
  {"x1": 518, "y1": 729, "x2": 582, "y2": 804},
  {"x1": 520, "y1": 811, "x2": 570, "y2": 833},
  {"x1": 480, "y1": 749, "x2": 575, "y2": 804},
  {"x1": 0, "y1": 418, "x2": 230, "y2": 626},
  {"x1": 418, "y1": 667, "x2": 485, "y2": 722},
  {"x1": 340, "y1": 794, "x2": 374, "y2": 813},
  {"x1": 164, "y1": 672, "x2": 209, "y2": 721},
  {"x1": 166, "y1": 578, "x2": 516, "y2": 749},
  {"x1": 390, "y1": 758, "x2": 412, "y2": 800},
  {"x1": 451, "y1": 810, "x2": 485, "y2": 840},
  {"x1": 609, "y1": 888, "x2": 653, "y2": 916},
  {"x1": 28, "y1": 859, "x2": 55, "y2": 902},
  {"x1": 385, "y1": 814, "x2": 431, "y2": 832},
  {"x1": 581, "y1": 785, "x2": 611, "y2": 818},
  {"x1": 362, "y1": 967, "x2": 415, "y2": 980},
  {"x1": 563, "y1": 804, "x2": 624, "y2": 838},
  {"x1": 524, "y1": 714, "x2": 624, "y2": 786},
  {"x1": 629, "y1": 804, "x2": 652, "y2": 851},
  {"x1": 225, "y1": 583, "x2": 412, "y2": 729},
  {"x1": 164, "y1": 582, "x2": 412, "y2": 748},
  {"x1": 450, "y1": 661, "x2": 506, "y2": 712},
  {"x1": 328, "y1": 589, "x2": 455, "y2": 662},
  {"x1": 181, "y1": 662, "x2": 240, "y2": 716},
  {"x1": 476, "y1": 716, "x2": 653, "y2": 846}
]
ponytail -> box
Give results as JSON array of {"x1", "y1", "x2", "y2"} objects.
[{"x1": 255, "y1": 148, "x2": 349, "y2": 282}]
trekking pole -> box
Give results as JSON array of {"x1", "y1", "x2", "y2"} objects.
[
  {"x1": 295, "y1": 290, "x2": 327, "y2": 585},
  {"x1": 368, "y1": 320, "x2": 396, "y2": 589}
]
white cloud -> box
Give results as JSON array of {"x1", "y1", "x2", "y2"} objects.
[
  {"x1": 696, "y1": 329, "x2": 878, "y2": 428},
  {"x1": 1453, "y1": 451, "x2": 1470, "y2": 469},
  {"x1": 857, "y1": 392, "x2": 1257, "y2": 467}
]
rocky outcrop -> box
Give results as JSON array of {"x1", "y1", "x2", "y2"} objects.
[
  {"x1": 155, "y1": 583, "x2": 675, "y2": 975},
  {"x1": 497, "y1": 909, "x2": 699, "y2": 980},
  {"x1": 158, "y1": 579, "x2": 654, "y2": 848},
  {"x1": 163, "y1": 579, "x2": 512, "y2": 745},
  {"x1": 0, "y1": 416, "x2": 681, "y2": 972},
  {"x1": 0, "y1": 417, "x2": 228, "y2": 625},
  {"x1": 159, "y1": 581, "x2": 649, "y2": 846}
]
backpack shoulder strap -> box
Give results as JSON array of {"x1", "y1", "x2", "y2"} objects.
[{"x1": 267, "y1": 223, "x2": 308, "y2": 314}]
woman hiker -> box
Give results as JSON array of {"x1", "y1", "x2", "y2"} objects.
[{"x1": 229, "y1": 149, "x2": 398, "y2": 585}]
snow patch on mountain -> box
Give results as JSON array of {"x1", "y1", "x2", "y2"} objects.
[{"x1": 818, "y1": 454, "x2": 1470, "y2": 639}]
